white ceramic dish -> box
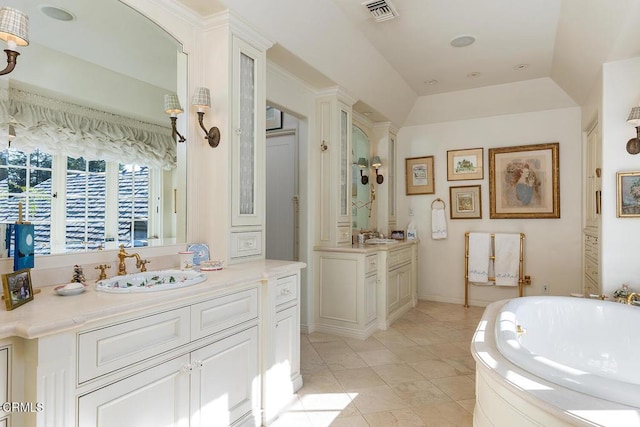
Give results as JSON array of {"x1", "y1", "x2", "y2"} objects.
[{"x1": 54, "y1": 283, "x2": 87, "y2": 296}]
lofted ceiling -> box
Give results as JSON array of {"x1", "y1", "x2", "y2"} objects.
[
  {"x1": 174, "y1": 0, "x2": 640, "y2": 124},
  {"x1": 11, "y1": 0, "x2": 639, "y2": 126}
]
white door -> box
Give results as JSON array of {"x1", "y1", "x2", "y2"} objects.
[
  {"x1": 77, "y1": 355, "x2": 190, "y2": 427},
  {"x1": 190, "y1": 327, "x2": 259, "y2": 427},
  {"x1": 266, "y1": 127, "x2": 298, "y2": 261}
]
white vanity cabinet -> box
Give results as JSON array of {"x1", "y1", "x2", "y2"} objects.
[
  {"x1": 76, "y1": 286, "x2": 261, "y2": 427},
  {"x1": 263, "y1": 273, "x2": 302, "y2": 424},
  {"x1": 77, "y1": 326, "x2": 259, "y2": 427},
  {"x1": 379, "y1": 245, "x2": 415, "y2": 328},
  {"x1": 314, "y1": 242, "x2": 417, "y2": 339},
  {"x1": 0, "y1": 260, "x2": 305, "y2": 427}
]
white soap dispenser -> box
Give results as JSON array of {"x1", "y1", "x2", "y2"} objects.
[{"x1": 407, "y1": 221, "x2": 417, "y2": 240}]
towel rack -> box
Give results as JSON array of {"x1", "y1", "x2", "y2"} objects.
[
  {"x1": 464, "y1": 232, "x2": 526, "y2": 308},
  {"x1": 431, "y1": 198, "x2": 446, "y2": 210}
]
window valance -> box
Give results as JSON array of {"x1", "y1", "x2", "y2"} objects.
[{"x1": 1, "y1": 87, "x2": 176, "y2": 169}]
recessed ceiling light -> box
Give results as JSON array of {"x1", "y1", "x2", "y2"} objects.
[
  {"x1": 467, "y1": 72, "x2": 482, "y2": 78},
  {"x1": 513, "y1": 64, "x2": 529, "y2": 71},
  {"x1": 40, "y1": 6, "x2": 76, "y2": 22},
  {"x1": 450, "y1": 35, "x2": 476, "y2": 48},
  {"x1": 425, "y1": 79, "x2": 438, "y2": 85}
]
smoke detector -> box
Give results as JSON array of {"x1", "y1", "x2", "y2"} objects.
[{"x1": 362, "y1": 0, "x2": 399, "y2": 22}]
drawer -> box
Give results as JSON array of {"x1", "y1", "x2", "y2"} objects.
[
  {"x1": 276, "y1": 275, "x2": 298, "y2": 307},
  {"x1": 365, "y1": 254, "x2": 378, "y2": 275},
  {"x1": 78, "y1": 308, "x2": 190, "y2": 384},
  {"x1": 191, "y1": 287, "x2": 259, "y2": 340},
  {"x1": 337, "y1": 226, "x2": 351, "y2": 244},
  {"x1": 388, "y1": 247, "x2": 412, "y2": 269},
  {"x1": 230, "y1": 231, "x2": 262, "y2": 258}
]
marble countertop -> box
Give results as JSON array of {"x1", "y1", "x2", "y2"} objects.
[
  {"x1": 314, "y1": 239, "x2": 417, "y2": 254},
  {"x1": 0, "y1": 259, "x2": 306, "y2": 340}
]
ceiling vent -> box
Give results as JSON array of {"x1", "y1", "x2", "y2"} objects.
[{"x1": 362, "y1": 0, "x2": 399, "y2": 22}]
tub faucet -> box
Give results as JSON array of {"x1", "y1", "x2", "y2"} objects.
[
  {"x1": 627, "y1": 292, "x2": 639, "y2": 305},
  {"x1": 117, "y1": 244, "x2": 148, "y2": 275}
]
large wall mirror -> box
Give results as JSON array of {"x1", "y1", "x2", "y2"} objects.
[
  {"x1": 0, "y1": 0, "x2": 187, "y2": 255},
  {"x1": 352, "y1": 125, "x2": 371, "y2": 231}
]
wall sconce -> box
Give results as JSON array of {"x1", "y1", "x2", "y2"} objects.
[
  {"x1": 371, "y1": 156, "x2": 384, "y2": 184},
  {"x1": 164, "y1": 94, "x2": 186, "y2": 143},
  {"x1": 0, "y1": 7, "x2": 29, "y2": 76},
  {"x1": 357, "y1": 157, "x2": 369, "y2": 184},
  {"x1": 627, "y1": 106, "x2": 640, "y2": 155},
  {"x1": 192, "y1": 87, "x2": 221, "y2": 148}
]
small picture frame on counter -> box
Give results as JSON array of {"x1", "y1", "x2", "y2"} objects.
[{"x1": 2, "y1": 268, "x2": 34, "y2": 311}]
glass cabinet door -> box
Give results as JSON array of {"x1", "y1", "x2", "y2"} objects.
[
  {"x1": 231, "y1": 36, "x2": 264, "y2": 228},
  {"x1": 340, "y1": 109, "x2": 349, "y2": 218}
]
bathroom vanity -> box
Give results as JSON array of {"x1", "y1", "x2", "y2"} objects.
[
  {"x1": 313, "y1": 240, "x2": 418, "y2": 339},
  {"x1": 0, "y1": 259, "x2": 304, "y2": 427}
]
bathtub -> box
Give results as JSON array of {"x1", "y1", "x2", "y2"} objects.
[{"x1": 472, "y1": 297, "x2": 640, "y2": 427}]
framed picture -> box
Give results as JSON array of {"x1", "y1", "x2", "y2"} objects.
[
  {"x1": 447, "y1": 148, "x2": 483, "y2": 181},
  {"x1": 489, "y1": 142, "x2": 560, "y2": 219},
  {"x1": 2, "y1": 269, "x2": 34, "y2": 311},
  {"x1": 617, "y1": 171, "x2": 640, "y2": 217},
  {"x1": 266, "y1": 106, "x2": 283, "y2": 131},
  {"x1": 405, "y1": 156, "x2": 435, "y2": 195},
  {"x1": 449, "y1": 185, "x2": 482, "y2": 219}
]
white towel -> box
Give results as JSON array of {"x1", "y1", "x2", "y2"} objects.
[
  {"x1": 494, "y1": 233, "x2": 521, "y2": 286},
  {"x1": 468, "y1": 233, "x2": 491, "y2": 284},
  {"x1": 431, "y1": 208, "x2": 447, "y2": 240}
]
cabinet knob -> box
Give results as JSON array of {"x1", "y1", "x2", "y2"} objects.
[
  {"x1": 235, "y1": 128, "x2": 243, "y2": 135},
  {"x1": 181, "y1": 363, "x2": 193, "y2": 374}
]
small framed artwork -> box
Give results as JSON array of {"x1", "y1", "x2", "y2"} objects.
[
  {"x1": 266, "y1": 106, "x2": 283, "y2": 131},
  {"x1": 390, "y1": 230, "x2": 405, "y2": 240},
  {"x1": 406, "y1": 156, "x2": 435, "y2": 195},
  {"x1": 617, "y1": 171, "x2": 640, "y2": 217},
  {"x1": 447, "y1": 148, "x2": 484, "y2": 181},
  {"x1": 2, "y1": 268, "x2": 34, "y2": 311},
  {"x1": 489, "y1": 142, "x2": 560, "y2": 219},
  {"x1": 449, "y1": 185, "x2": 482, "y2": 219}
]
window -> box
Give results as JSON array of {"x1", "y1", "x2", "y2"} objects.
[
  {"x1": 118, "y1": 165, "x2": 149, "y2": 247},
  {"x1": 66, "y1": 157, "x2": 107, "y2": 252},
  {"x1": 0, "y1": 148, "x2": 157, "y2": 254},
  {"x1": 0, "y1": 149, "x2": 53, "y2": 254}
]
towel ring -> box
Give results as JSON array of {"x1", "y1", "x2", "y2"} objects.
[{"x1": 431, "y1": 198, "x2": 446, "y2": 210}]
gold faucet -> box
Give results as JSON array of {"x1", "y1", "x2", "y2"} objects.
[
  {"x1": 117, "y1": 244, "x2": 148, "y2": 275},
  {"x1": 627, "y1": 292, "x2": 639, "y2": 305}
]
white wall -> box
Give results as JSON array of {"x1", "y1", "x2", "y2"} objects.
[
  {"x1": 600, "y1": 57, "x2": 640, "y2": 292},
  {"x1": 397, "y1": 106, "x2": 583, "y2": 306}
]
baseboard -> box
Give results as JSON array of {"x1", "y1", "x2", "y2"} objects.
[{"x1": 313, "y1": 321, "x2": 378, "y2": 340}]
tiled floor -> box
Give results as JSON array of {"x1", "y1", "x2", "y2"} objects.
[{"x1": 273, "y1": 301, "x2": 486, "y2": 427}]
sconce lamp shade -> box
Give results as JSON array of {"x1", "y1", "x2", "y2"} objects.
[
  {"x1": 0, "y1": 7, "x2": 29, "y2": 48},
  {"x1": 627, "y1": 106, "x2": 640, "y2": 126},
  {"x1": 164, "y1": 94, "x2": 183, "y2": 116},
  {"x1": 192, "y1": 87, "x2": 211, "y2": 109},
  {"x1": 357, "y1": 157, "x2": 368, "y2": 168},
  {"x1": 371, "y1": 156, "x2": 382, "y2": 168}
]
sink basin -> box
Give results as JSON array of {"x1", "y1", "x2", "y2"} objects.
[
  {"x1": 96, "y1": 270, "x2": 206, "y2": 293},
  {"x1": 364, "y1": 238, "x2": 399, "y2": 244}
]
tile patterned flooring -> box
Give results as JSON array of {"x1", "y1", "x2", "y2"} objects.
[{"x1": 272, "y1": 301, "x2": 486, "y2": 427}]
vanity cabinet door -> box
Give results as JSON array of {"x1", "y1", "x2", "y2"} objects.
[
  {"x1": 0, "y1": 347, "x2": 8, "y2": 422},
  {"x1": 78, "y1": 355, "x2": 190, "y2": 427},
  {"x1": 190, "y1": 326, "x2": 259, "y2": 427},
  {"x1": 231, "y1": 36, "x2": 265, "y2": 229}
]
